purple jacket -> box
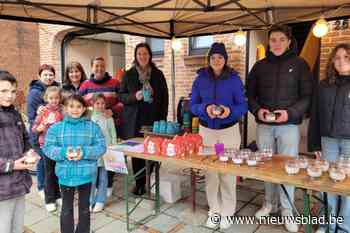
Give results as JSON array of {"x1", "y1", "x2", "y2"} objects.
[{"x1": 0, "y1": 106, "x2": 32, "y2": 201}]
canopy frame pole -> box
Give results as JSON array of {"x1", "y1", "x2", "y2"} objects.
[{"x1": 98, "y1": 0, "x2": 173, "y2": 26}]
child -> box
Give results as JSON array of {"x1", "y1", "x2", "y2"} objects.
[
  {"x1": 90, "y1": 94, "x2": 117, "y2": 212},
  {"x1": 32, "y1": 86, "x2": 63, "y2": 212},
  {"x1": 43, "y1": 94, "x2": 106, "y2": 233},
  {"x1": 0, "y1": 70, "x2": 40, "y2": 233}
]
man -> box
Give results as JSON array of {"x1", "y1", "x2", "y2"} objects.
[{"x1": 247, "y1": 25, "x2": 313, "y2": 232}]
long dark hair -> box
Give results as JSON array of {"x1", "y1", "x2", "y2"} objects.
[
  {"x1": 325, "y1": 43, "x2": 350, "y2": 85},
  {"x1": 133, "y1": 43, "x2": 156, "y2": 68},
  {"x1": 64, "y1": 61, "x2": 87, "y2": 85}
]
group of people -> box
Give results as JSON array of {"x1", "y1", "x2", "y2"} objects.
[
  {"x1": 0, "y1": 23, "x2": 349, "y2": 233},
  {"x1": 0, "y1": 42, "x2": 168, "y2": 233},
  {"x1": 191, "y1": 25, "x2": 349, "y2": 233}
]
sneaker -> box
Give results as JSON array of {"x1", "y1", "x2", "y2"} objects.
[
  {"x1": 315, "y1": 227, "x2": 326, "y2": 233},
  {"x1": 281, "y1": 209, "x2": 298, "y2": 233},
  {"x1": 93, "y1": 202, "x2": 104, "y2": 213},
  {"x1": 220, "y1": 216, "x2": 232, "y2": 230},
  {"x1": 206, "y1": 213, "x2": 220, "y2": 229},
  {"x1": 45, "y1": 203, "x2": 57, "y2": 212},
  {"x1": 38, "y1": 190, "x2": 45, "y2": 200},
  {"x1": 56, "y1": 198, "x2": 62, "y2": 206},
  {"x1": 107, "y1": 188, "x2": 113, "y2": 198},
  {"x1": 255, "y1": 203, "x2": 277, "y2": 219}
]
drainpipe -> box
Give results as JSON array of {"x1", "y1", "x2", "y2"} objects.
[{"x1": 243, "y1": 30, "x2": 250, "y2": 148}]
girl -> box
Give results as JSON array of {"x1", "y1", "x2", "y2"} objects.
[
  {"x1": 32, "y1": 86, "x2": 63, "y2": 212},
  {"x1": 43, "y1": 94, "x2": 106, "y2": 233},
  {"x1": 190, "y1": 42, "x2": 247, "y2": 230},
  {"x1": 308, "y1": 43, "x2": 350, "y2": 233},
  {"x1": 90, "y1": 93, "x2": 117, "y2": 212}
]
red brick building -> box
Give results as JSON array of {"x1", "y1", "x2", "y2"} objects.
[{"x1": 0, "y1": 20, "x2": 40, "y2": 111}]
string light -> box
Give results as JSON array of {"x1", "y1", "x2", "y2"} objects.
[
  {"x1": 234, "y1": 29, "x2": 246, "y2": 46},
  {"x1": 312, "y1": 17, "x2": 329, "y2": 38},
  {"x1": 171, "y1": 38, "x2": 182, "y2": 51}
]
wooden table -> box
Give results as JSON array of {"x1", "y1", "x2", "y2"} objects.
[
  {"x1": 124, "y1": 151, "x2": 350, "y2": 195},
  {"x1": 123, "y1": 149, "x2": 350, "y2": 232}
]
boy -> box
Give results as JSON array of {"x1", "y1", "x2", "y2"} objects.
[{"x1": 0, "y1": 70, "x2": 40, "y2": 233}]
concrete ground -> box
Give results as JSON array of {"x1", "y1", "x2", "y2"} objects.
[{"x1": 24, "y1": 164, "x2": 318, "y2": 233}]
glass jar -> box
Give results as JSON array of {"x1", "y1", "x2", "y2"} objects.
[
  {"x1": 329, "y1": 165, "x2": 346, "y2": 182},
  {"x1": 284, "y1": 160, "x2": 300, "y2": 175},
  {"x1": 307, "y1": 164, "x2": 322, "y2": 179},
  {"x1": 296, "y1": 157, "x2": 309, "y2": 169}
]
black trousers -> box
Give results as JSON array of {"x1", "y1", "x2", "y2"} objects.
[
  {"x1": 132, "y1": 158, "x2": 157, "y2": 190},
  {"x1": 43, "y1": 155, "x2": 61, "y2": 204},
  {"x1": 107, "y1": 171, "x2": 114, "y2": 188},
  {"x1": 60, "y1": 183, "x2": 91, "y2": 233}
]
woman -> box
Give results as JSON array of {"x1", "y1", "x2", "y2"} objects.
[
  {"x1": 62, "y1": 61, "x2": 87, "y2": 95},
  {"x1": 79, "y1": 57, "x2": 123, "y2": 197},
  {"x1": 26, "y1": 64, "x2": 59, "y2": 199},
  {"x1": 247, "y1": 25, "x2": 312, "y2": 233},
  {"x1": 190, "y1": 42, "x2": 247, "y2": 230},
  {"x1": 120, "y1": 42, "x2": 169, "y2": 196},
  {"x1": 308, "y1": 43, "x2": 350, "y2": 233}
]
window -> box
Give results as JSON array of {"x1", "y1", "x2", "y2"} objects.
[
  {"x1": 189, "y1": 35, "x2": 214, "y2": 55},
  {"x1": 146, "y1": 38, "x2": 164, "y2": 56}
]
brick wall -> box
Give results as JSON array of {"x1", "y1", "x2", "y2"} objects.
[
  {"x1": 0, "y1": 20, "x2": 40, "y2": 111},
  {"x1": 39, "y1": 24, "x2": 73, "y2": 80},
  {"x1": 124, "y1": 33, "x2": 246, "y2": 120},
  {"x1": 320, "y1": 20, "x2": 350, "y2": 80}
]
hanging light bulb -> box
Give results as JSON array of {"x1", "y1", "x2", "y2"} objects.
[
  {"x1": 171, "y1": 38, "x2": 182, "y2": 51},
  {"x1": 234, "y1": 29, "x2": 246, "y2": 46},
  {"x1": 312, "y1": 17, "x2": 329, "y2": 38}
]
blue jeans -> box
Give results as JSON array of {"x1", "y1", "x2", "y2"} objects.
[
  {"x1": 90, "y1": 167, "x2": 108, "y2": 205},
  {"x1": 257, "y1": 124, "x2": 300, "y2": 213},
  {"x1": 320, "y1": 137, "x2": 350, "y2": 233},
  {"x1": 36, "y1": 147, "x2": 45, "y2": 191}
]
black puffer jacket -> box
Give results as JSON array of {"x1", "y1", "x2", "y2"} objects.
[
  {"x1": 247, "y1": 49, "x2": 313, "y2": 125},
  {"x1": 308, "y1": 76, "x2": 350, "y2": 151},
  {"x1": 0, "y1": 106, "x2": 32, "y2": 201}
]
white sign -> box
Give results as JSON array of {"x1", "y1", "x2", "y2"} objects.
[{"x1": 103, "y1": 148, "x2": 128, "y2": 174}]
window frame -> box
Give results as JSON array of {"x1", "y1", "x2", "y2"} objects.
[
  {"x1": 189, "y1": 36, "x2": 214, "y2": 56},
  {"x1": 145, "y1": 37, "x2": 165, "y2": 57}
]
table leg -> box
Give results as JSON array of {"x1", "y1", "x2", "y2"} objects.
[
  {"x1": 303, "y1": 189, "x2": 312, "y2": 233},
  {"x1": 155, "y1": 162, "x2": 160, "y2": 214},
  {"x1": 191, "y1": 168, "x2": 196, "y2": 212},
  {"x1": 280, "y1": 184, "x2": 300, "y2": 216},
  {"x1": 124, "y1": 160, "x2": 131, "y2": 232},
  {"x1": 323, "y1": 192, "x2": 330, "y2": 233},
  {"x1": 146, "y1": 160, "x2": 151, "y2": 198}
]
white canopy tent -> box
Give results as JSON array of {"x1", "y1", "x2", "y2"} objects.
[
  {"x1": 0, "y1": 0, "x2": 350, "y2": 38},
  {"x1": 2, "y1": 0, "x2": 349, "y2": 147}
]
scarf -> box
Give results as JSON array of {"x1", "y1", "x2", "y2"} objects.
[{"x1": 136, "y1": 65, "x2": 154, "y2": 103}]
